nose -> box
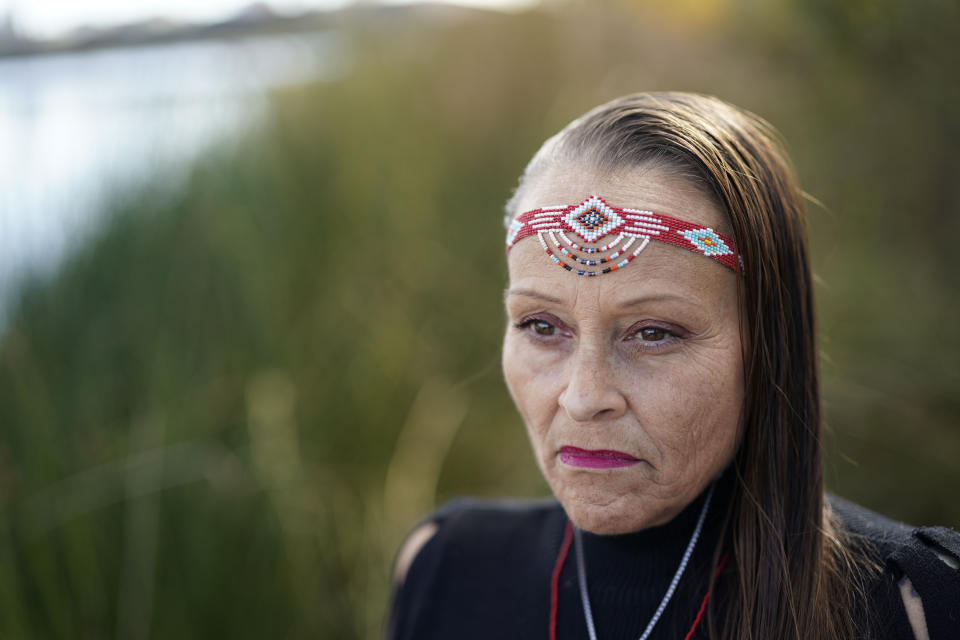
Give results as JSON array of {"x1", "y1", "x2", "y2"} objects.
[{"x1": 558, "y1": 345, "x2": 628, "y2": 423}]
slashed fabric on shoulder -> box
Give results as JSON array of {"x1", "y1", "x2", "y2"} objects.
[
  {"x1": 888, "y1": 526, "x2": 960, "y2": 638},
  {"x1": 388, "y1": 497, "x2": 568, "y2": 640},
  {"x1": 830, "y1": 495, "x2": 960, "y2": 640}
]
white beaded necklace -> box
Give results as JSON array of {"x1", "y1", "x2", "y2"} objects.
[{"x1": 573, "y1": 482, "x2": 716, "y2": 640}]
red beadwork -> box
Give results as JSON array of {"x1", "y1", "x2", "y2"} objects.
[{"x1": 507, "y1": 195, "x2": 740, "y2": 273}]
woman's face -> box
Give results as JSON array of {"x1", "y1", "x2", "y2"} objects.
[{"x1": 502, "y1": 164, "x2": 744, "y2": 535}]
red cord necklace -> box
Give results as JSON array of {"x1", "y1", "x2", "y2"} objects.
[{"x1": 548, "y1": 521, "x2": 728, "y2": 640}]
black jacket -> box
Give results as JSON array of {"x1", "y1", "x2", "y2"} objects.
[{"x1": 390, "y1": 493, "x2": 959, "y2": 639}]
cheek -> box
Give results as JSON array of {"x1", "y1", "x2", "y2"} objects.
[
  {"x1": 501, "y1": 333, "x2": 526, "y2": 402},
  {"x1": 502, "y1": 336, "x2": 562, "y2": 442},
  {"x1": 641, "y1": 352, "x2": 743, "y2": 477}
]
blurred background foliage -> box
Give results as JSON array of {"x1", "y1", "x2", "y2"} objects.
[{"x1": 1, "y1": 0, "x2": 958, "y2": 637}]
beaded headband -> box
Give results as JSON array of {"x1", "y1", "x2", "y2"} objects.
[{"x1": 505, "y1": 195, "x2": 740, "y2": 276}]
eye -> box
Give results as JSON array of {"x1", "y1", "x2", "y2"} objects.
[
  {"x1": 515, "y1": 318, "x2": 556, "y2": 336},
  {"x1": 637, "y1": 326, "x2": 668, "y2": 342},
  {"x1": 624, "y1": 321, "x2": 686, "y2": 353},
  {"x1": 514, "y1": 315, "x2": 568, "y2": 341},
  {"x1": 531, "y1": 320, "x2": 555, "y2": 336}
]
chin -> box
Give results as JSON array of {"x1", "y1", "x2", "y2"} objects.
[{"x1": 561, "y1": 494, "x2": 662, "y2": 535}]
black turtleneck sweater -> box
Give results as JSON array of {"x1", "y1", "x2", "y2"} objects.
[
  {"x1": 389, "y1": 477, "x2": 727, "y2": 640},
  {"x1": 388, "y1": 479, "x2": 959, "y2": 640},
  {"x1": 556, "y1": 485, "x2": 721, "y2": 640}
]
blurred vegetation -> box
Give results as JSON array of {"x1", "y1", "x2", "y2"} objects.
[{"x1": 1, "y1": 0, "x2": 958, "y2": 637}]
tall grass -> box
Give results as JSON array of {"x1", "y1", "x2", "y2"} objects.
[{"x1": 1, "y1": 2, "x2": 958, "y2": 637}]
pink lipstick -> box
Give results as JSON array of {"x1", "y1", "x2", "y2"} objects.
[{"x1": 559, "y1": 446, "x2": 640, "y2": 469}]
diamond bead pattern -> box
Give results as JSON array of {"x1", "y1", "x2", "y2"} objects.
[
  {"x1": 679, "y1": 228, "x2": 733, "y2": 257},
  {"x1": 563, "y1": 196, "x2": 624, "y2": 243}
]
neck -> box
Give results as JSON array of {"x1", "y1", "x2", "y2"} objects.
[{"x1": 570, "y1": 475, "x2": 731, "y2": 639}]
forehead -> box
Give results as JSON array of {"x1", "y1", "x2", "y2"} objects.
[{"x1": 507, "y1": 164, "x2": 736, "y2": 308}]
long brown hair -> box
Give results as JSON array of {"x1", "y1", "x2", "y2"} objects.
[{"x1": 506, "y1": 92, "x2": 869, "y2": 640}]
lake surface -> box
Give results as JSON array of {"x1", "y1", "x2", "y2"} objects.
[{"x1": 0, "y1": 30, "x2": 347, "y2": 322}]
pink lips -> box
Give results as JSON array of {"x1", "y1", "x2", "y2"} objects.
[{"x1": 559, "y1": 446, "x2": 640, "y2": 469}]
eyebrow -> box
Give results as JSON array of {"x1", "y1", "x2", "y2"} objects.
[
  {"x1": 505, "y1": 288, "x2": 700, "y2": 309},
  {"x1": 504, "y1": 288, "x2": 563, "y2": 304}
]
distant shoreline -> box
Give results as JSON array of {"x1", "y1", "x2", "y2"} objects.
[
  {"x1": 0, "y1": 12, "x2": 330, "y2": 60},
  {"x1": 0, "y1": 3, "x2": 486, "y2": 60}
]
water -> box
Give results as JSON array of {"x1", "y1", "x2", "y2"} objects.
[{"x1": 0, "y1": 30, "x2": 347, "y2": 322}]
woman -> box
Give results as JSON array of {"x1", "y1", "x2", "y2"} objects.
[{"x1": 388, "y1": 93, "x2": 959, "y2": 639}]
